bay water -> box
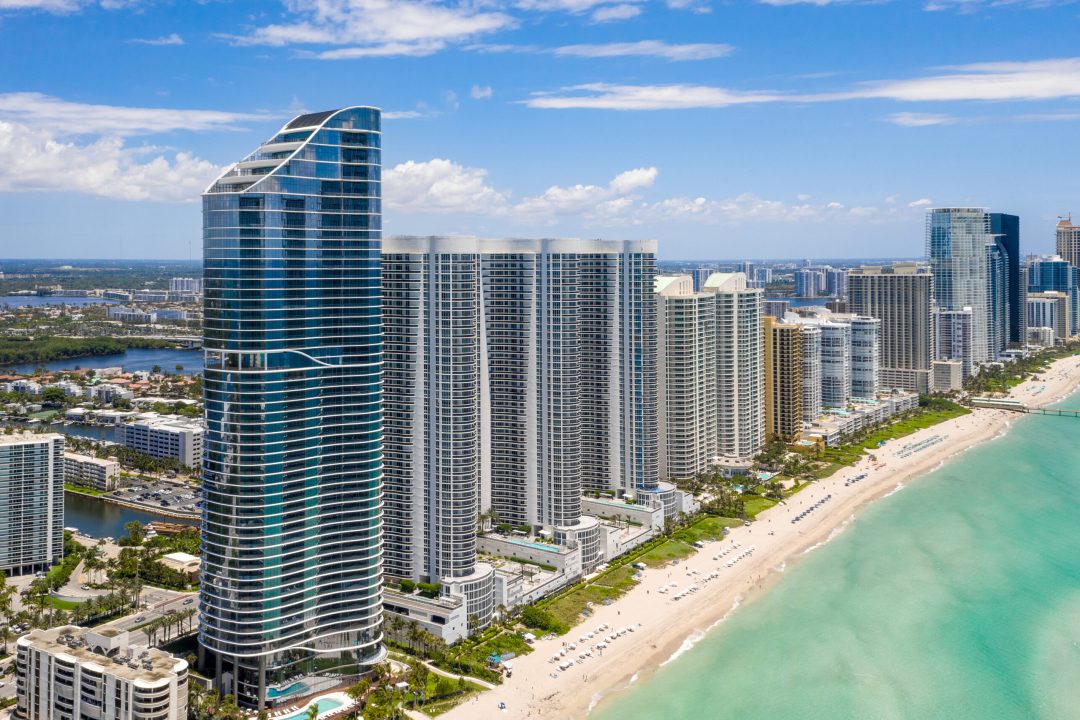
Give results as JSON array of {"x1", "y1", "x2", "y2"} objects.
[{"x1": 594, "y1": 407, "x2": 1080, "y2": 720}]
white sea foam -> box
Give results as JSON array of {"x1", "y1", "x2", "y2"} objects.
[
  {"x1": 774, "y1": 560, "x2": 787, "y2": 574},
  {"x1": 587, "y1": 692, "x2": 605, "y2": 714},
  {"x1": 628, "y1": 671, "x2": 640, "y2": 685},
  {"x1": 882, "y1": 482, "x2": 905, "y2": 498},
  {"x1": 659, "y1": 595, "x2": 744, "y2": 668},
  {"x1": 660, "y1": 629, "x2": 705, "y2": 668},
  {"x1": 802, "y1": 515, "x2": 853, "y2": 555}
]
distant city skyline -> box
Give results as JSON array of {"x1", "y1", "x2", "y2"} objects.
[{"x1": 0, "y1": 1, "x2": 1078, "y2": 259}]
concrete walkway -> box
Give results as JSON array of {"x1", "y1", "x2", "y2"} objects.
[{"x1": 419, "y1": 660, "x2": 498, "y2": 691}]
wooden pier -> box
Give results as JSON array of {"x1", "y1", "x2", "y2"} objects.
[{"x1": 970, "y1": 397, "x2": 1080, "y2": 417}]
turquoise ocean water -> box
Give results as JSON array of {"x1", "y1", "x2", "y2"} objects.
[{"x1": 594, "y1": 408, "x2": 1080, "y2": 720}]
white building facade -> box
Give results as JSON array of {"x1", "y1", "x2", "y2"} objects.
[
  {"x1": 704, "y1": 273, "x2": 764, "y2": 462},
  {"x1": 15, "y1": 626, "x2": 187, "y2": 720},
  {"x1": 655, "y1": 275, "x2": 717, "y2": 481},
  {"x1": 63, "y1": 452, "x2": 119, "y2": 492},
  {"x1": 381, "y1": 236, "x2": 658, "y2": 635},
  {"x1": 0, "y1": 433, "x2": 64, "y2": 576},
  {"x1": 115, "y1": 415, "x2": 203, "y2": 467}
]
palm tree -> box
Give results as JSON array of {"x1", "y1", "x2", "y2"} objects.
[
  {"x1": 347, "y1": 678, "x2": 371, "y2": 704},
  {"x1": 305, "y1": 705, "x2": 320, "y2": 720},
  {"x1": 406, "y1": 622, "x2": 423, "y2": 655},
  {"x1": 388, "y1": 615, "x2": 404, "y2": 645},
  {"x1": 0, "y1": 571, "x2": 15, "y2": 654}
]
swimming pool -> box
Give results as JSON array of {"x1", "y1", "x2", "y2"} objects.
[
  {"x1": 277, "y1": 696, "x2": 345, "y2": 720},
  {"x1": 504, "y1": 538, "x2": 560, "y2": 553},
  {"x1": 266, "y1": 682, "x2": 307, "y2": 699}
]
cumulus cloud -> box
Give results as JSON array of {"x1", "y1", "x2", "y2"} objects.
[
  {"x1": 383, "y1": 159, "x2": 660, "y2": 220},
  {"x1": 513, "y1": 167, "x2": 658, "y2": 217},
  {"x1": 383, "y1": 158, "x2": 508, "y2": 214},
  {"x1": 382, "y1": 158, "x2": 931, "y2": 228},
  {"x1": 0, "y1": 94, "x2": 270, "y2": 202},
  {"x1": 0, "y1": 121, "x2": 223, "y2": 202}
]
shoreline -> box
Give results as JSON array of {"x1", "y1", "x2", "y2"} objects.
[
  {"x1": 64, "y1": 488, "x2": 200, "y2": 523},
  {"x1": 444, "y1": 354, "x2": 1080, "y2": 720}
]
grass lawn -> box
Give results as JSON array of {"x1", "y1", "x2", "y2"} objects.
[
  {"x1": 638, "y1": 538, "x2": 694, "y2": 568},
  {"x1": 460, "y1": 631, "x2": 532, "y2": 665},
  {"x1": 857, "y1": 406, "x2": 969, "y2": 449},
  {"x1": 812, "y1": 404, "x2": 971, "y2": 471},
  {"x1": 812, "y1": 462, "x2": 846, "y2": 479},
  {"x1": 741, "y1": 495, "x2": 778, "y2": 519},
  {"x1": 419, "y1": 678, "x2": 487, "y2": 717},
  {"x1": 672, "y1": 515, "x2": 741, "y2": 545},
  {"x1": 594, "y1": 564, "x2": 639, "y2": 591},
  {"x1": 48, "y1": 597, "x2": 85, "y2": 611},
  {"x1": 544, "y1": 582, "x2": 624, "y2": 630},
  {"x1": 64, "y1": 483, "x2": 107, "y2": 497}
]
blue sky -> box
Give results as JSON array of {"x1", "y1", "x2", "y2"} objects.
[{"x1": 0, "y1": 0, "x2": 1078, "y2": 260}]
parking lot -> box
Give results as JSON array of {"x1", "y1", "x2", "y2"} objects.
[{"x1": 111, "y1": 478, "x2": 202, "y2": 516}]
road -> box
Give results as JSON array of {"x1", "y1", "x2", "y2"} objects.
[{"x1": 102, "y1": 588, "x2": 200, "y2": 634}]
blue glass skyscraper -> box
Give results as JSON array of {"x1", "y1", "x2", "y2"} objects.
[
  {"x1": 200, "y1": 108, "x2": 385, "y2": 709},
  {"x1": 926, "y1": 208, "x2": 992, "y2": 362},
  {"x1": 989, "y1": 213, "x2": 1021, "y2": 345}
]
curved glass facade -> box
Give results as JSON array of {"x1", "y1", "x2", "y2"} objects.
[{"x1": 199, "y1": 107, "x2": 384, "y2": 708}]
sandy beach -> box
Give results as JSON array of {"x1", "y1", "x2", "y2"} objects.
[{"x1": 443, "y1": 354, "x2": 1080, "y2": 720}]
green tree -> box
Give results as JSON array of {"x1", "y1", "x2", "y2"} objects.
[{"x1": 0, "y1": 572, "x2": 14, "y2": 654}]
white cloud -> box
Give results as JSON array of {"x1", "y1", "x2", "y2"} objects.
[
  {"x1": 383, "y1": 159, "x2": 659, "y2": 219},
  {"x1": 470, "y1": 84, "x2": 493, "y2": 100},
  {"x1": 128, "y1": 33, "x2": 184, "y2": 46},
  {"x1": 0, "y1": 93, "x2": 270, "y2": 136},
  {"x1": 516, "y1": 0, "x2": 640, "y2": 13},
  {"x1": 383, "y1": 158, "x2": 508, "y2": 214},
  {"x1": 229, "y1": 0, "x2": 515, "y2": 58},
  {"x1": 590, "y1": 3, "x2": 642, "y2": 21},
  {"x1": 382, "y1": 157, "x2": 932, "y2": 228},
  {"x1": 308, "y1": 41, "x2": 446, "y2": 58},
  {"x1": 759, "y1": 0, "x2": 1072, "y2": 8},
  {"x1": 383, "y1": 110, "x2": 424, "y2": 119},
  {"x1": 553, "y1": 40, "x2": 733, "y2": 61},
  {"x1": 756, "y1": 0, "x2": 857, "y2": 5},
  {"x1": 887, "y1": 112, "x2": 958, "y2": 126},
  {"x1": 527, "y1": 57, "x2": 1080, "y2": 109},
  {"x1": 513, "y1": 166, "x2": 658, "y2": 217},
  {"x1": 839, "y1": 58, "x2": 1080, "y2": 102},
  {"x1": 526, "y1": 83, "x2": 786, "y2": 110},
  {"x1": 0, "y1": 121, "x2": 223, "y2": 202},
  {"x1": 908, "y1": 198, "x2": 933, "y2": 207},
  {"x1": 923, "y1": 0, "x2": 1076, "y2": 11},
  {"x1": 666, "y1": 0, "x2": 712, "y2": 12},
  {"x1": 0, "y1": 0, "x2": 142, "y2": 13}
]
